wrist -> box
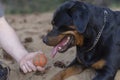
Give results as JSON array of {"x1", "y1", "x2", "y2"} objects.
[{"x1": 14, "y1": 50, "x2": 28, "y2": 63}]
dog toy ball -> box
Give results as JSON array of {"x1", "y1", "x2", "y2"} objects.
[{"x1": 33, "y1": 53, "x2": 47, "y2": 67}]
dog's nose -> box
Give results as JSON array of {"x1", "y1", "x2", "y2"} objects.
[{"x1": 43, "y1": 36, "x2": 48, "y2": 44}]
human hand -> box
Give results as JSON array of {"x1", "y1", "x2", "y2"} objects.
[{"x1": 19, "y1": 51, "x2": 45, "y2": 73}]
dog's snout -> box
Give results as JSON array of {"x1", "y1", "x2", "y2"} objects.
[{"x1": 43, "y1": 36, "x2": 48, "y2": 44}]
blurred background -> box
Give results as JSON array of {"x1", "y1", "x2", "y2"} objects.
[{"x1": 1, "y1": 0, "x2": 120, "y2": 14}]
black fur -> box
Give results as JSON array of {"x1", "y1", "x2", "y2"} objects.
[{"x1": 43, "y1": 0, "x2": 120, "y2": 80}]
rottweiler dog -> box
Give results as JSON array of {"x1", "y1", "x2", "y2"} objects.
[{"x1": 43, "y1": 0, "x2": 120, "y2": 80}]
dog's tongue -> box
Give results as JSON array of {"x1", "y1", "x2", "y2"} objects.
[
  {"x1": 51, "y1": 45, "x2": 59, "y2": 58},
  {"x1": 51, "y1": 37, "x2": 68, "y2": 58}
]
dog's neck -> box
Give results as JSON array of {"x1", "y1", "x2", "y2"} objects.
[
  {"x1": 81, "y1": 5, "x2": 109, "y2": 49},
  {"x1": 87, "y1": 10, "x2": 108, "y2": 52},
  {"x1": 76, "y1": 7, "x2": 109, "y2": 66}
]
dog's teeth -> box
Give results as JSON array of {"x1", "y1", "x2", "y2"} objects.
[
  {"x1": 67, "y1": 37, "x2": 70, "y2": 40},
  {"x1": 67, "y1": 37, "x2": 70, "y2": 42},
  {"x1": 64, "y1": 41, "x2": 68, "y2": 45},
  {"x1": 58, "y1": 47, "x2": 62, "y2": 50},
  {"x1": 64, "y1": 43, "x2": 67, "y2": 46},
  {"x1": 63, "y1": 37, "x2": 70, "y2": 46}
]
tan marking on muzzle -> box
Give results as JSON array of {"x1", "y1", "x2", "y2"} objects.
[
  {"x1": 47, "y1": 34, "x2": 65, "y2": 46},
  {"x1": 61, "y1": 31, "x2": 84, "y2": 46}
]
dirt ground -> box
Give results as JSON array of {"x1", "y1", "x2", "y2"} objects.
[{"x1": 0, "y1": 12, "x2": 120, "y2": 80}]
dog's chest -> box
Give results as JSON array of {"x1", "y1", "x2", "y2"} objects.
[
  {"x1": 77, "y1": 47, "x2": 102, "y2": 67},
  {"x1": 77, "y1": 51, "x2": 96, "y2": 67}
]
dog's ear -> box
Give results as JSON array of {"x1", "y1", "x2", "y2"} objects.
[
  {"x1": 67, "y1": 1, "x2": 90, "y2": 33},
  {"x1": 61, "y1": 0, "x2": 76, "y2": 10}
]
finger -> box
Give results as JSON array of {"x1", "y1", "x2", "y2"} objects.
[
  {"x1": 21, "y1": 65, "x2": 27, "y2": 73},
  {"x1": 37, "y1": 66, "x2": 45, "y2": 72},
  {"x1": 26, "y1": 61, "x2": 36, "y2": 71},
  {"x1": 24, "y1": 63, "x2": 32, "y2": 72}
]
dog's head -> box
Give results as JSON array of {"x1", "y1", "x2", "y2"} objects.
[{"x1": 43, "y1": 0, "x2": 90, "y2": 57}]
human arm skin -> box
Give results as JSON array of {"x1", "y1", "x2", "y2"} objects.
[
  {"x1": 0, "y1": 16, "x2": 44, "y2": 73},
  {"x1": 0, "y1": 16, "x2": 28, "y2": 62}
]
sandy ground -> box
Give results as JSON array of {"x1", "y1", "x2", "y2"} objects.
[{"x1": 0, "y1": 12, "x2": 120, "y2": 80}]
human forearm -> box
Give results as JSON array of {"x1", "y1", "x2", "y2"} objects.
[{"x1": 0, "y1": 17, "x2": 28, "y2": 62}]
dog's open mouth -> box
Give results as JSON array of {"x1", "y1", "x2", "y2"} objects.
[{"x1": 51, "y1": 35, "x2": 74, "y2": 58}]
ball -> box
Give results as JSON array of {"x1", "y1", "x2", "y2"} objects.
[{"x1": 33, "y1": 53, "x2": 47, "y2": 67}]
